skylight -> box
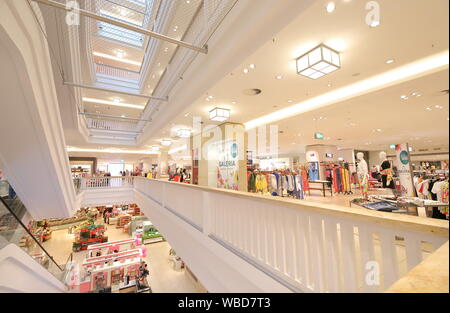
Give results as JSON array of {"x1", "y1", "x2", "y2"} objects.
[
  {"x1": 97, "y1": 0, "x2": 153, "y2": 48},
  {"x1": 98, "y1": 22, "x2": 145, "y2": 47}
]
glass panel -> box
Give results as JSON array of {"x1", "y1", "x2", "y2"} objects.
[
  {"x1": 321, "y1": 65, "x2": 338, "y2": 74},
  {"x1": 331, "y1": 51, "x2": 340, "y2": 67},
  {"x1": 322, "y1": 46, "x2": 332, "y2": 63},
  {"x1": 308, "y1": 47, "x2": 322, "y2": 65},
  {"x1": 98, "y1": 22, "x2": 145, "y2": 47},
  {"x1": 0, "y1": 184, "x2": 64, "y2": 282},
  {"x1": 309, "y1": 71, "x2": 325, "y2": 79},
  {"x1": 300, "y1": 68, "x2": 316, "y2": 77},
  {"x1": 312, "y1": 61, "x2": 329, "y2": 71},
  {"x1": 296, "y1": 55, "x2": 309, "y2": 72}
]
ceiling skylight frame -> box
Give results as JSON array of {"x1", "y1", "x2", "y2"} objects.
[{"x1": 97, "y1": 0, "x2": 154, "y2": 48}]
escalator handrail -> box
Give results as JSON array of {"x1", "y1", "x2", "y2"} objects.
[{"x1": 0, "y1": 195, "x2": 64, "y2": 272}]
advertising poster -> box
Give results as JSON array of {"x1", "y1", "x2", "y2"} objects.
[
  {"x1": 217, "y1": 140, "x2": 239, "y2": 190},
  {"x1": 394, "y1": 143, "x2": 416, "y2": 197}
]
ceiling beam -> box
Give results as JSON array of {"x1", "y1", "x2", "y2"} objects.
[
  {"x1": 32, "y1": 0, "x2": 208, "y2": 54},
  {"x1": 64, "y1": 82, "x2": 167, "y2": 102}
]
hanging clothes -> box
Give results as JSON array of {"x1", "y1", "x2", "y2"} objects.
[
  {"x1": 255, "y1": 174, "x2": 268, "y2": 194},
  {"x1": 248, "y1": 171, "x2": 256, "y2": 192}
]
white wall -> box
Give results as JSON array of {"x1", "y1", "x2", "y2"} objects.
[
  {"x1": 0, "y1": 0, "x2": 77, "y2": 219},
  {"x1": 0, "y1": 244, "x2": 66, "y2": 293}
]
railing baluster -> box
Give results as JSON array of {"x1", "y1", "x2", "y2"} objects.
[
  {"x1": 324, "y1": 218, "x2": 340, "y2": 292},
  {"x1": 358, "y1": 225, "x2": 378, "y2": 292},
  {"x1": 379, "y1": 230, "x2": 400, "y2": 289},
  {"x1": 310, "y1": 215, "x2": 325, "y2": 292},
  {"x1": 340, "y1": 222, "x2": 358, "y2": 292}
]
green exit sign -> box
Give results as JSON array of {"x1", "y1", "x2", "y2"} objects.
[
  {"x1": 314, "y1": 132, "x2": 325, "y2": 140},
  {"x1": 389, "y1": 144, "x2": 396, "y2": 149}
]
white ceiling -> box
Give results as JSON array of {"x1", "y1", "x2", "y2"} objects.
[
  {"x1": 68, "y1": 0, "x2": 449, "y2": 159},
  {"x1": 146, "y1": 0, "x2": 449, "y2": 154}
]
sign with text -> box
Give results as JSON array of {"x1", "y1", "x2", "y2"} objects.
[{"x1": 394, "y1": 143, "x2": 416, "y2": 197}]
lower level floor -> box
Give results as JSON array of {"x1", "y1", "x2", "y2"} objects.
[{"x1": 42, "y1": 217, "x2": 204, "y2": 293}]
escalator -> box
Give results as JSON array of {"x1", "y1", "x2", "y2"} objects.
[{"x1": 0, "y1": 182, "x2": 68, "y2": 292}]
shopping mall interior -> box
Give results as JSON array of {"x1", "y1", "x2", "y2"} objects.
[{"x1": 0, "y1": 0, "x2": 448, "y2": 294}]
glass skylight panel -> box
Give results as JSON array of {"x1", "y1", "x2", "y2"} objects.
[
  {"x1": 97, "y1": 0, "x2": 153, "y2": 48},
  {"x1": 98, "y1": 21, "x2": 145, "y2": 47}
]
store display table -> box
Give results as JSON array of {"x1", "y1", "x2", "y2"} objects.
[
  {"x1": 308, "y1": 180, "x2": 333, "y2": 197},
  {"x1": 349, "y1": 196, "x2": 448, "y2": 217}
]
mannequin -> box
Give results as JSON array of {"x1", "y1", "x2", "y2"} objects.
[
  {"x1": 356, "y1": 152, "x2": 369, "y2": 199},
  {"x1": 379, "y1": 151, "x2": 394, "y2": 189}
]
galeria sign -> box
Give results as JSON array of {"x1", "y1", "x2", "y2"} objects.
[{"x1": 394, "y1": 143, "x2": 415, "y2": 197}]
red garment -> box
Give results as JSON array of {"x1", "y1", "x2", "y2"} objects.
[{"x1": 301, "y1": 170, "x2": 310, "y2": 191}]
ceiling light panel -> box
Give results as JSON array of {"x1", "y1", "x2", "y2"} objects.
[
  {"x1": 296, "y1": 44, "x2": 341, "y2": 79},
  {"x1": 209, "y1": 107, "x2": 231, "y2": 122}
]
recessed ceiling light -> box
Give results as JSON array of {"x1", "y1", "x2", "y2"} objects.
[
  {"x1": 287, "y1": 100, "x2": 293, "y2": 103},
  {"x1": 243, "y1": 68, "x2": 249, "y2": 73},
  {"x1": 249, "y1": 64, "x2": 255, "y2": 69},
  {"x1": 327, "y1": 83, "x2": 332, "y2": 87},
  {"x1": 121, "y1": 115, "x2": 126, "y2": 118},
  {"x1": 275, "y1": 75, "x2": 283, "y2": 80},
  {"x1": 435, "y1": 105, "x2": 443, "y2": 109},
  {"x1": 231, "y1": 101, "x2": 237, "y2": 104},
  {"x1": 326, "y1": 2, "x2": 335, "y2": 13},
  {"x1": 426, "y1": 107, "x2": 432, "y2": 110},
  {"x1": 386, "y1": 59, "x2": 394, "y2": 64},
  {"x1": 400, "y1": 95, "x2": 408, "y2": 100}
]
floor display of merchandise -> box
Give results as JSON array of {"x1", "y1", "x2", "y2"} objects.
[
  {"x1": 72, "y1": 220, "x2": 108, "y2": 252},
  {"x1": 40, "y1": 211, "x2": 199, "y2": 293},
  {"x1": 69, "y1": 237, "x2": 150, "y2": 293}
]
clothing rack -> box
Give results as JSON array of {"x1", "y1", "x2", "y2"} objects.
[
  {"x1": 247, "y1": 168, "x2": 310, "y2": 200},
  {"x1": 323, "y1": 163, "x2": 353, "y2": 195}
]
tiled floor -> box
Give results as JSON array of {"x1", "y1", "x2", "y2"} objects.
[{"x1": 42, "y1": 220, "x2": 199, "y2": 293}]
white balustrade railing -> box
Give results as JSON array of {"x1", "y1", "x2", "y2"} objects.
[
  {"x1": 80, "y1": 176, "x2": 134, "y2": 189},
  {"x1": 133, "y1": 177, "x2": 449, "y2": 293},
  {"x1": 86, "y1": 117, "x2": 139, "y2": 132},
  {"x1": 94, "y1": 63, "x2": 140, "y2": 81}
]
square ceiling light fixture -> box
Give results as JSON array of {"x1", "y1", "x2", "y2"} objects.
[
  {"x1": 177, "y1": 129, "x2": 191, "y2": 138},
  {"x1": 296, "y1": 44, "x2": 341, "y2": 79},
  {"x1": 209, "y1": 107, "x2": 231, "y2": 122}
]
